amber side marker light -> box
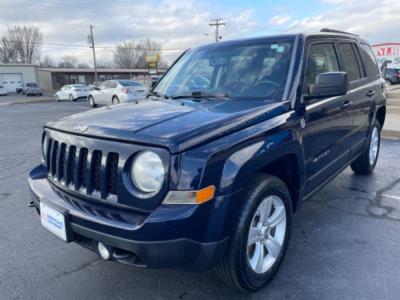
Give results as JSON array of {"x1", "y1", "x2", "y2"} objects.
[
  {"x1": 196, "y1": 185, "x2": 216, "y2": 204},
  {"x1": 162, "y1": 185, "x2": 216, "y2": 205}
]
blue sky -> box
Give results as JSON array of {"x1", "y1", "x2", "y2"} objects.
[{"x1": 0, "y1": 0, "x2": 399, "y2": 65}]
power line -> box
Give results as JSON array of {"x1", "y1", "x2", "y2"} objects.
[
  {"x1": 2, "y1": 40, "x2": 185, "y2": 52},
  {"x1": 209, "y1": 18, "x2": 226, "y2": 42}
]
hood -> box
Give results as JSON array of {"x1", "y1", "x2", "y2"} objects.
[{"x1": 46, "y1": 99, "x2": 289, "y2": 153}]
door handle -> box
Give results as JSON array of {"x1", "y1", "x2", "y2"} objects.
[
  {"x1": 366, "y1": 90, "x2": 375, "y2": 97},
  {"x1": 341, "y1": 100, "x2": 352, "y2": 109}
]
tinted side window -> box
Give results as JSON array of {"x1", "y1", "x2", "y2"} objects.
[
  {"x1": 305, "y1": 43, "x2": 340, "y2": 87},
  {"x1": 360, "y1": 44, "x2": 380, "y2": 78},
  {"x1": 339, "y1": 43, "x2": 362, "y2": 81},
  {"x1": 109, "y1": 81, "x2": 117, "y2": 88}
]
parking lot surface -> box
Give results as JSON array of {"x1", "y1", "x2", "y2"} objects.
[{"x1": 0, "y1": 101, "x2": 399, "y2": 299}]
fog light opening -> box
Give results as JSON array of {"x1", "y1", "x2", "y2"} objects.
[{"x1": 97, "y1": 242, "x2": 112, "y2": 260}]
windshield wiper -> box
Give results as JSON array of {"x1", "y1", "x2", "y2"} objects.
[
  {"x1": 171, "y1": 91, "x2": 230, "y2": 100},
  {"x1": 146, "y1": 91, "x2": 169, "y2": 99}
]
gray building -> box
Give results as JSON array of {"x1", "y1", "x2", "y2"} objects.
[
  {"x1": 0, "y1": 64, "x2": 39, "y2": 92},
  {"x1": 38, "y1": 68, "x2": 166, "y2": 91}
]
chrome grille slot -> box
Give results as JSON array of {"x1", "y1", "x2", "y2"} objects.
[{"x1": 44, "y1": 135, "x2": 121, "y2": 201}]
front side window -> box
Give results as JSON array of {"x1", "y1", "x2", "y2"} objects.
[
  {"x1": 339, "y1": 43, "x2": 362, "y2": 82},
  {"x1": 154, "y1": 39, "x2": 294, "y2": 101},
  {"x1": 304, "y1": 43, "x2": 340, "y2": 88}
]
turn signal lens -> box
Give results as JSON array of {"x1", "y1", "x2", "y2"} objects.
[
  {"x1": 196, "y1": 185, "x2": 215, "y2": 204},
  {"x1": 163, "y1": 185, "x2": 216, "y2": 205}
]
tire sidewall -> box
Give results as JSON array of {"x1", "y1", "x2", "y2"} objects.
[
  {"x1": 112, "y1": 96, "x2": 119, "y2": 105},
  {"x1": 235, "y1": 177, "x2": 292, "y2": 290}
]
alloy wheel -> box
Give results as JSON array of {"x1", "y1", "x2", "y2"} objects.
[
  {"x1": 369, "y1": 126, "x2": 379, "y2": 166},
  {"x1": 247, "y1": 195, "x2": 287, "y2": 274}
]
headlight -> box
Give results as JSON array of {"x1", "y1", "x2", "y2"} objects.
[{"x1": 131, "y1": 151, "x2": 164, "y2": 194}]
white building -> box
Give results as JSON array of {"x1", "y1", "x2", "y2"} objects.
[
  {"x1": 0, "y1": 64, "x2": 39, "y2": 93},
  {"x1": 372, "y1": 43, "x2": 400, "y2": 69}
]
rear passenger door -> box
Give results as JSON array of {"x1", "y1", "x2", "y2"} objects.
[
  {"x1": 337, "y1": 41, "x2": 375, "y2": 158},
  {"x1": 302, "y1": 41, "x2": 353, "y2": 195}
]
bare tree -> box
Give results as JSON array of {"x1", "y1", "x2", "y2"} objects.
[
  {"x1": 7, "y1": 25, "x2": 43, "y2": 64},
  {"x1": 0, "y1": 36, "x2": 18, "y2": 63},
  {"x1": 77, "y1": 63, "x2": 90, "y2": 69},
  {"x1": 39, "y1": 55, "x2": 55, "y2": 68},
  {"x1": 113, "y1": 41, "x2": 140, "y2": 69},
  {"x1": 58, "y1": 55, "x2": 78, "y2": 68}
]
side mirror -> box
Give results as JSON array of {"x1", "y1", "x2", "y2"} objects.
[{"x1": 308, "y1": 72, "x2": 348, "y2": 98}]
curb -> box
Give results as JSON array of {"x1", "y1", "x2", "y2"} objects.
[
  {"x1": 10, "y1": 98, "x2": 54, "y2": 105},
  {"x1": 382, "y1": 129, "x2": 400, "y2": 139}
]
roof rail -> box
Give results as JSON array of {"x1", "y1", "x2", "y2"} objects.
[{"x1": 320, "y1": 28, "x2": 359, "y2": 37}]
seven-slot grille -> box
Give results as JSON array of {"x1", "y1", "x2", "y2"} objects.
[{"x1": 44, "y1": 137, "x2": 119, "y2": 199}]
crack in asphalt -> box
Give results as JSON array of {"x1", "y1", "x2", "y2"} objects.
[
  {"x1": 0, "y1": 193, "x2": 11, "y2": 202},
  {"x1": 52, "y1": 259, "x2": 101, "y2": 281},
  {"x1": 310, "y1": 179, "x2": 400, "y2": 222}
]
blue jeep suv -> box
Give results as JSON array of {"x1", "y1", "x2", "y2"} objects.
[{"x1": 29, "y1": 29, "x2": 386, "y2": 291}]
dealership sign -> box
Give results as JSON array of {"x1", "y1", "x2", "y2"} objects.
[{"x1": 372, "y1": 43, "x2": 400, "y2": 68}]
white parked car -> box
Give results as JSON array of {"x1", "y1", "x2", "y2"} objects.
[
  {"x1": 88, "y1": 80, "x2": 148, "y2": 107},
  {"x1": 55, "y1": 84, "x2": 89, "y2": 102},
  {"x1": 0, "y1": 85, "x2": 8, "y2": 96}
]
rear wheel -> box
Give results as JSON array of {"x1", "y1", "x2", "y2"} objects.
[
  {"x1": 55, "y1": 95, "x2": 60, "y2": 102},
  {"x1": 69, "y1": 94, "x2": 74, "y2": 102},
  {"x1": 351, "y1": 120, "x2": 381, "y2": 175},
  {"x1": 88, "y1": 96, "x2": 97, "y2": 107},
  {"x1": 214, "y1": 174, "x2": 292, "y2": 291}
]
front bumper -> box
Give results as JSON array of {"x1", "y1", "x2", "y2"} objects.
[{"x1": 28, "y1": 165, "x2": 229, "y2": 271}]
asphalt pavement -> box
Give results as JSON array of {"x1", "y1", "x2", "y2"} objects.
[{"x1": 0, "y1": 101, "x2": 399, "y2": 299}]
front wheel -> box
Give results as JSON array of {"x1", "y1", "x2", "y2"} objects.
[
  {"x1": 214, "y1": 174, "x2": 292, "y2": 291},
  {"x1": 69, "y1": 94, "x2": 74, "y2": 102},
  {"x1": 55, "y1": 95, "x2": 60, "y2": 102},
  {"x1": 351, "y1": 120, "x2": 381, "y2": 175}
]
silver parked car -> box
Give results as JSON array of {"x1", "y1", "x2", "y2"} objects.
[
  {"x1": 23, "y1": 82, "x2": 42, "y2": 96},
  {"x1": 55, "y1": 84, "x2": 89, "y2": 102},
  {"x1": 88, "y1": 80, "x2": 148, "y2": 107}
]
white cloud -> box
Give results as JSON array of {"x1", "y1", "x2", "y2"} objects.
[
  {"x1": 269, "y1": 15, "x2": 292, "y2": 26},
  {"x1": 286, "y1": 0, "x2": 400, "y2": 43}
]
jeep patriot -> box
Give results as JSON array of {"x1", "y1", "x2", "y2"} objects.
[{"x1": 29, "y1": 28, "x2": 386, "y2": 291}]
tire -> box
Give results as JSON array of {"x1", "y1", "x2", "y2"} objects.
[
  {"x1": 88, "y1": 96, "x2": 97, "y2": 107},
  {"x1": 39, "y1": 93, "x2": 43, "y2": 96},
  {"x1": 69, "y1": 94, "x2": 74, "y2": 102},
  {"x1": 214, "y1": 174, "x2": 292, "y2": 291},
  {"x1": 385, "y1": 80, "x2": 392, "y2": 86},
  {"x1": 112, "y1": 96, "x2": 120, "y2": 105},
  {"x1": 351, "y1": 120, "x2": 381, "y2": 175},
  {"x1": 55, "y1": 95, "x2": 60, "y2": 102}
]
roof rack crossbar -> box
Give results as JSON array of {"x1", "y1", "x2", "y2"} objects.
[{"x1": 320, "y1": 28, "x2": 359, "y2": 37}]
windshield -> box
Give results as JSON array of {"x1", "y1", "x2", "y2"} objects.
[
  {"x1": 154, "y1": 38, "x2": 294, "y2": 101},
  {"x1": 118, "y1": 80, "x2": 142, "y2": 87},
  {"x1": 26, "y1": 83, "x2": 38, "y2": 87}
]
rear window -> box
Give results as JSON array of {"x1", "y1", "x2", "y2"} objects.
[
  {"x1": 339, "y1": 43, "x2": 362, "y2": 82},
  {"x1": 26, "y1": 83, "x2": 38, "y2": 87},
  {"x1": 360, "y1": 44, "x2": 380, "y2": 78},
  {"x1": 118, "y1": 80, "x2": 142, "y2": 87}
]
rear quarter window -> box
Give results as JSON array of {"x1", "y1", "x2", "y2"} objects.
[
  {"x1": 360, "y1": 44, "x2": 380, "y2": 78},
  {"x1": 339, "y1": 43, "x2": 363, "y2": 82}
]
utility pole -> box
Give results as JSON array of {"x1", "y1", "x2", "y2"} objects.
[
  {"x1": 209, "y1": 18, "x2": 225, "y2": 42},
  {"x1": 89, "y1": 25, "x2": 98, "y2": 82}
]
